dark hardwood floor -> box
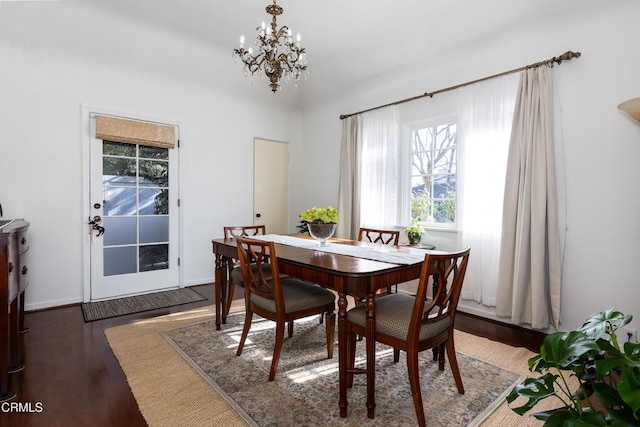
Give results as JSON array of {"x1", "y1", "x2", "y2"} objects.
[{"x1": 2, "y1": 284, "x2": 544, "y2": 427}]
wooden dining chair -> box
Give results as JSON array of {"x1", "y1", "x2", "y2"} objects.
[
  {"x1": 345, "y1": 247, "x2": 470, "y2": 426},
  {"x1": 235, "y1": 237, "x2": 336, "y2": 381},
  {"x1": 223, "y1": 225, "x2": 267, "y2": 315},
  {"x1": 357, "y1": 227, "x2": 400, "y2": 294}
]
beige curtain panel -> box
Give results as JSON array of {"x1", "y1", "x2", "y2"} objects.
[
  {"x1": 95, "y1": 115, "x2": 176, "y2": 149},
  {"x1": 496, "y1": 66, "x2": 562, "y2": 330},
  {"x1": 336, "y1": 115, "x2": 363, "y2": 240}
]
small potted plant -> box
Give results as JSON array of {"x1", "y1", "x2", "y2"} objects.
[
  {"x1": 299, "y1": 206, "x2": 338, "y2": 246},
  {"x1": 404, "y1": 221, "x2": 423, "y2": 245},
  {"x1": 506, "y1": 307, "x2": 640, "y2": 426}
]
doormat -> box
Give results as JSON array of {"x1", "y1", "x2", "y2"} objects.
[{"x1": 81, "y1": 288, "x2": 206, "y2": 322}]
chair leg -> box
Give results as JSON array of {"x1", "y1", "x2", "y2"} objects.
[
  {"x1": 236, "y1": 310, "x2": 253, "y2": 356},
  {"x1": 325, "y1": 311, "x2": 336, "y2": 359},
  {"x1": 438, "y1": 343, "x2": 445, "y2": 371},
  {"x1": 353, "y1": 296, "x2": 364, "y2": 341},
  {"x1": 393, "y1": 348, "x2": 400, "y2": 363},
  {"x1": 445, "y1": 338, "x2": 465, "y2": 394},
  {"x1": 407, "y1": 349, "x2": 426, "y2": 427},
  {"x1": 288, "y1": 320, "x2": 294, "y2": 338},
  {"x1": 346, "y1": 329, "x2": 356, "y2": 388},
  {"x1": 269, "y1": 320, "x2": 286, "y2": 381},
  {"x1": 225, "y1": 278, "x2": 235, "y2": 316}
]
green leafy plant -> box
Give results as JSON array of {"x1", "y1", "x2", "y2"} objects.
[
  {"x1": 299, "y1": 206, "x2": 338, "y2": 224},
  {"x1": 404, "y1": 221, "x2": 424, "y2": 244},
  {"x1": 506, "y1": 307, "x2": 640, "y2": 426},
  {"x1": 404, "y1": 221, "x2": 423, "y2": 235}
]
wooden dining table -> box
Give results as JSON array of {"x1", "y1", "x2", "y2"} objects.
[{"x1": 211, "y1": 235, "x2": 440, "y2": 419}]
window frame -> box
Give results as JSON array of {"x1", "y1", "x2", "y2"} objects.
[{"x1": 404, "y1": 115, "x2": 458, "y2": 231}]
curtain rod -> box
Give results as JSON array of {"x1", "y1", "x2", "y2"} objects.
[{"x1": 339, "y1": 50, "x2": 581, "y2": 120}]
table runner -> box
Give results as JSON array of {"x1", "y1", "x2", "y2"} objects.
[{"x1": 249, "y1": 234, "x2": 427, "y2": 265}]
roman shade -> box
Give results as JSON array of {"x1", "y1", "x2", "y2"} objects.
[{"x1": 95, "y1": 115, "x2": 176, "y2": 149}]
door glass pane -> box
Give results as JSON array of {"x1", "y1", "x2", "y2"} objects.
[
  {"x1": 139, "y1": 188, "x2": 168, "y2": 215},
  {"x1": 139, "y1": 159, "x2": 168, "y2": 187},
  {"x1": 104, "y1": 187, "x2": 137, "y2": 216},
  {"x1": 104, "y1": 246, "x2": 137, "y2": 276},
  {"x1": 103, "y1": 217, "x2": 137, "y2": 246},
  {"x1": 103, "y1": 158, "x2": 137, "y2": 186},
  {"x1": 140, "y1": 146, "x2": 168, "y2": 160},
  {"x1": 103, "y1": 141, "x2": 135, "y2": 157},
  {"x1": 139, "y1": 244, "x2": 169, "y2": 271},
  {"x1": 139, "y1": 216, "x2": 169, "y2": 243}
]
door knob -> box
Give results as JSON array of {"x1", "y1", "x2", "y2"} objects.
[{"x1": 88, "y1": 216, "x2": 105, "y2": 237}]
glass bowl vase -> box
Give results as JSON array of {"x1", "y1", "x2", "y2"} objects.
[{"x1": 308, "y1": 223, "x2": 337, "y2": 247}]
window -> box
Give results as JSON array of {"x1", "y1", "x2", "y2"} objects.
[{"x1": 409, "y1": 119, "x2": 457, "y2": 229}]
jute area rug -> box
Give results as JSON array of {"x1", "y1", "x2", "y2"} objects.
[{"x1": 105, "y1": 301, "x2": 549, "y2": 426}]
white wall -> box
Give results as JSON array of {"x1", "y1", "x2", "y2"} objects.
[
  {"x1": 0, "y1": 2, "x2": 303, "y2": 309},
  {"x1": 2, "y1": 1, "x2": 639, "y2": 334},
  {"x1": 297, "y1": 2, "x2": 640, "y2": 332}
]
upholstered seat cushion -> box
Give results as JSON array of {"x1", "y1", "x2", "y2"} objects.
[
  {"x1": 347, "y1": 293, "x2": 450, "y2": 341},
  {"x1": 231, "y1": 263, "x2": 273, "y2": 285},
  {"x1": 250, "y1": 279, "x2": 335, "y2": 314}
]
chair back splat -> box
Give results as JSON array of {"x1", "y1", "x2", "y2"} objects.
[
  {"x1": 358, "y1": 227, "x2": 400, "y2": 245},
  {"x1": 221, "y1": 225, "x2": 267, "y2": 314},
  {"x1": 223, "y1": 225, "x2": 266, "y2": 239},
  {"x1": 236, "y1": 238, "x2": 281, "y2": 305},
  {"x1": 410, "y1": 250, "x2": 470, "y2": 345},
  {"x1": 345, "y1": 247, "x2": 470, "y2": 426}
]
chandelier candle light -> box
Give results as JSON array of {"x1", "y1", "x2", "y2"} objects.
[{"x1": 232, "y1": 0, "x2": 308, "y2": 93}]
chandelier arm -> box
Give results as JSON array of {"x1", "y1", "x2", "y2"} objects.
[{"x1": 276, "y1": 53, "x2": 300, "y2": 72}]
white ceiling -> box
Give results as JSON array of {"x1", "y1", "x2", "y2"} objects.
[
  {"x1": 84, "y1": 0, "x2": 603, "y2": 87},
  {"x1": 7, "y1": 0, "x2": 607, "y2": 101}
]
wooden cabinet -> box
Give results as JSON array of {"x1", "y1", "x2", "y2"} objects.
[{"x1": 0, "y1": 219, "x2": 29, "y2": 402}]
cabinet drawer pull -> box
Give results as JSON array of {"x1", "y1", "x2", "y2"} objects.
[
  {"x1": 8, "y1": 262, "x2": 13, "y2": 273},
  {"x1": 22, "y1": 266, "x2": 28, "y2": 275}
]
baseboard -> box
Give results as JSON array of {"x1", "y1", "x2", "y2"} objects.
[
  {"x1": 25, "y1": 296, "x2": 83, "y2": 312},
  {"x1": 185, "y1": 277, "x2": 214, "y2": 287}
]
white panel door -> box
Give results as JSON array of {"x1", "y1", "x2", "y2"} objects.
[{"x1": 254, "y1": 138, "x2": 288, "y2": 234}]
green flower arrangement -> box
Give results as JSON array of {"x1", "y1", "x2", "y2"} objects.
[
  {"x1": 404, "y1": 221, "x2": 423, "y2": 244},
  {"x1": 299, "y1": 205, "x2": 338, "y2": 224}
]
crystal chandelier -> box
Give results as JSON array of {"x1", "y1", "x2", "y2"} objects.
[{"x1": 232, "y1": 0, "x2": 308, "y2": 93}]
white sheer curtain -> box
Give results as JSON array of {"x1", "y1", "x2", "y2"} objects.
[
  {"x1": 496, "y1": 66, "x2": 562, "y2": 329},
  {"x1": 359, "y1": 106, "x2": 400, "y2": 228},
  {"x1": 458, "y1": 74, "x2": 519, "y2": 306},
  {"x1": 336, "y1": 115, "x2": 363, "y2": 240}
]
